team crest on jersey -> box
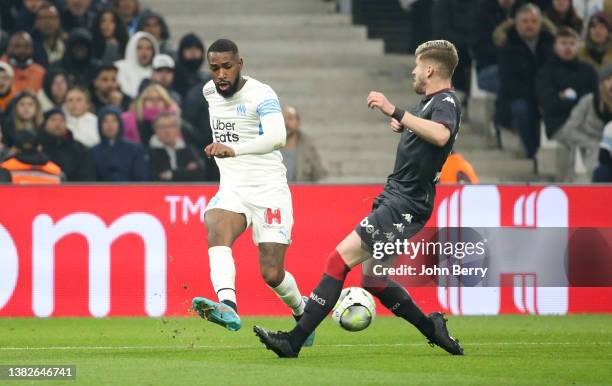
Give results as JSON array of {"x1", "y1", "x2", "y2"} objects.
[{"x1": 236, "y1": 103, "x2": 247, "y2": 116}]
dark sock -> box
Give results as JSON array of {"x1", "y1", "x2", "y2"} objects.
[
  {"x1": 288, "y1": 250, "x2": 350, "y2": 351},
  {"x1": 221, "y1": 299, "x2": 237, "y2": 313},
  {"x1": 369, "y1": 279, "x2": 434, "y2": 338}
]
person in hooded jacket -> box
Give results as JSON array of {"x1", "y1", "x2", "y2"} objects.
[
  {"x1": 173, "y1": 33, "x2": 208, "y2": 99},
  {"x1": 38, "y1": 107, "x2": 96, "y2": 181},
  {"x1": 58, "y1": 28, "x2": 99, "y2": 88},
  {"x1": 90, "y1": 106, "x2": 148, "y2": 181},
  {"x1": 578, "y1": 11, "x2": 612, "y2": 70},
  {"x1": 137, "y1": 9, "x2": 176, "y2": 58},
  {"x1": 114, "y1": 31, "x2": 158, "y2": 98}
]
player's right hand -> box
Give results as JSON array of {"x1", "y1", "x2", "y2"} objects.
[
  {"x1": 205, "y1": 143, "x2": 236, "y2": 158},
  {"x1": 390, "y1": 118, "x2": 404, "y2": 133}
]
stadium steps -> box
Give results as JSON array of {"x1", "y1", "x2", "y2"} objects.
[{"x1": 146, "y1": 0, "x2": 534, "y2": 183}]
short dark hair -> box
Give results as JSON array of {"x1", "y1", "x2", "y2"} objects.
[
  {"x1": 556, "y1": 26, "x2": 579, "y2": 40},
  {"x1": 207, "y1": 39, "x2": 239, "y2": 56},
  {"x1": 93, "y1": 63, "x2": 118, "y2": 79}
]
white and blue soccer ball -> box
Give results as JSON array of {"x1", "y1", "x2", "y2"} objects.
[{"x1": 332, "y1": 287, "x2": 376, "y2": 332}]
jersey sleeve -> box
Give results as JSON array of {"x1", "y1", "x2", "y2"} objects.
[
  {"x1": 431, "y1": 94, "x2": 459, "y2": 135},
  {"x1": 229, "y1": 85, "x2": 286, "y2": 156}
]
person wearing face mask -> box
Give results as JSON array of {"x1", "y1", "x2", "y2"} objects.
[
  {"x1": 121, "y1": 83, "x2": 179, "y2": 145},
  {"x1": 58, "y1": 28, "x2": 98, "y2": 89},
  {"x1": 115, "y1": 31, "x2": 158, "y2": 98},
  {"x1": 0, "y1": 31, "x2": 46, "y2": 94},
  {"x1": 173, "y1": 33, "x2": 208, "y2": 99}
]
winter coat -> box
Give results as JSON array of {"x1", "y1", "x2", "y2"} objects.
[
  {"x1": 38, "y1": 129, "x2": 96, "y2": 181},
  {"x1": 536, "y1": 54, "x2": 598, "y2": 138},
  {"x1": 148, "y1": 134, "x2": 208, "y2": 181},
  {"x1": 90, "y1": 106, "x2": 148, "y2": 181}
]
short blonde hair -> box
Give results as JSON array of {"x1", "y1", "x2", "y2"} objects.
[{"x1": 415, "y1": 40, "x2": 459, "y2": 79}]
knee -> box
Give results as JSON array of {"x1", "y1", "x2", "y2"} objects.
[{"x1": 260, "y1": 266, "x2": 284, "y2": 287}]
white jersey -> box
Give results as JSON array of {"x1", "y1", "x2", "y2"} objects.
[{"x1": 203, "y1": 76, "x2": 287, "y2": 186}]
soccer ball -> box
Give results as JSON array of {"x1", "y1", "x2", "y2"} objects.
[{"x1": 332, "y1": 287, "x2": 376, "y2": 332}]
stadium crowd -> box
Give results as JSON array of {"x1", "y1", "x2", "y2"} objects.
[
  {"x1": 0, "y1": 0, "x2": 327, "y2": 184},
  {"x1": 422, "y1": 0, "x2": 612, "y2": 181}
]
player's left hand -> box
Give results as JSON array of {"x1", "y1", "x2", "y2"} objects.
[
  {"x1": 367, "y1": 91, "x2": 394, "y2": 116},
  {"x1": 204, "y1": 143, "x2": 236, "y2": 158}
]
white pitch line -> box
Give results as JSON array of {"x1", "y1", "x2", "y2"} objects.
[{"x1": 0, "y1": 342, "x2": 609, "y2": 351}]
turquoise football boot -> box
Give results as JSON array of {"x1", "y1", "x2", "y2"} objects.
[{"x1": 192, "y1": 297, "x2": 242, "y2": 332}]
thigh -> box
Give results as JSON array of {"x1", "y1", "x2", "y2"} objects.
[{"x1": 204, "y1": 208, "x2": 247, "y2": 247}]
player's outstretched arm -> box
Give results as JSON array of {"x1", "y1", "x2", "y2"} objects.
[
  {"x1": 367, "y1": 91, "x2": 450, "y2": 147},
  {"x1": 230, "y1": 113, "x2": 286, "y2": 156}
]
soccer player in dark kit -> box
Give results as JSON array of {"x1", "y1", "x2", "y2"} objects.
[{"x1": 254, "y1": 40, "x2": 465, "y2": 357}]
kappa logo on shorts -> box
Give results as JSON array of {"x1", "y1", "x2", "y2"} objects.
[{"x1": 265, "y1": 208, "x2": 282, "y2": 225}]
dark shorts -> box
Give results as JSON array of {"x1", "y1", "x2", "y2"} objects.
[{"x1": 354, "y1": 194, "x2": 427, "y2": 260}]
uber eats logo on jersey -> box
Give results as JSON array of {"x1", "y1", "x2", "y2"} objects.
[{"x1": 212, "y1": 119, "x2": 240, "y2": 142}]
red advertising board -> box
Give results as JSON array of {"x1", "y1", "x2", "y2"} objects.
[{"x1": 0, "y1": 184, "x2": 610, "y2": 317}]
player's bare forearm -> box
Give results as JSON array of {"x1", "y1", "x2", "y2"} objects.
[
  {"x1": 367, "y1": 90, "x2": 449, "y2": 147},
  {"x1": 398, "y1": 113, "x2": 450, "y2": 147}
]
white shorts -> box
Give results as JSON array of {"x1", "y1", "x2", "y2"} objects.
[{"x1": 205, "y1": 184, "x2": 293, "y2": 245}]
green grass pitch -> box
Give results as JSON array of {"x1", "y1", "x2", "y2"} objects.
[{"x1": 1, "y1": 315, "x2": 611, "y2": 385}]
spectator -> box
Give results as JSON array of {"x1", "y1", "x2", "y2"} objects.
[
  {"x1": 139, "y1": 54, "x2": 181, "y2": 105},
  {"x1": 173, "y1": 33, "x2": 207, "y2": 99},
  {"x1": 182, "y1": 79, "x2": 219, "y2": 181},
  {"x1": 90, "y1": 63, "x2": 131, "y2": 113},
  {"x1": 122, "y1": 83, "x2": 178, "y2": 145},
  {"x1": 14, "y1": 0, "x2": 44, "y2": 32},
  {"x1": 0, "y1": 128, "x2": 62, "y2": 184},
  {"x1": 91, "y1": 8, "x2": 128, "y2": 63},
  {"x1": 64, "y1": 86, "x2": 99, "y2": 147},
  {"x1": 39, "y1": 107, "x2": 96, "y2": 181},
  {"x1": 431, "y1": 0, "x2": 478, "y2": 97},
  {"x1": 471, "y1": 0, "x2": 519, "y2": 93},
  {"x1": 545, "y1": 0, "x2": 584, "y2": 32},
  {"x1": 32, "y1": 4, "x2": 65, "y2": 68},
  {"x1": 59, "y1": 28, "x2": 97, "y2": 88},
  {"x1": 439, "y1": 150, "x2": 479, "y2": 183},
  {"x1": 495, "y1": 3, "x2": 555, "y2": 161},
  {"x1": 137, "y1": 9, "x2": 176, "y2": 58},
  {"x1": 280, "y1": 106, "x2": 327, "y2": 182},
  {"x1": 578, "y1": 11, "x2": 612, "y2": 70},
  {"x1": 537, "y1": 27, "x2": 598, "y2": 138},
  {"x1": 593, "y1": 120, "x2": 612, "y2": 181},
  {"x1": 115, "y1": 31, "x2": 158, "y2": 98},
  {"x1": 90, "y1": 106, "x2": 148, "y2": 181},
  {"x1": 554, "y1": 64, "x2": 612, "y2": 179},
  {"x1": 60, "y1": 0, "x2": 98, "y2": 32},
  {"x1": 37, "y1": 69, "x2": 69, "y2": 113},
  {"x1": 2, "y1": 91, "x2": 43, "y2": 147},
  {"x1": 112, "y1": 0, "x2": 141, "y2": 36},
  {"x1": 1, "y1": 31, "x2": 46, "y2": 94},
  {"x1": 0, "y1": 129, "x2": 11, "y2": 161},
  {"x1": 0, "y1": 61, "x2": 16, "y2": 116},
  {"x1": 148, "y1": 110, "x2": 208, "y2": 182}
]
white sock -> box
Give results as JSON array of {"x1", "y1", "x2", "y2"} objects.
[
  {"x1": 269, "y1": 271, "x2": 305, "y2": 316},
  {"x1": 208, "y1": 246, "x2": 236, "y2": 306}
]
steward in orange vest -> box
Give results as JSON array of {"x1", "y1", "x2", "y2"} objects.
[
  {"x1": 439, "y1": 151, "x2": 479, "y2": 184},
  {"x1": 0, "y1": 130, "x2": 62, "y2": 184}
]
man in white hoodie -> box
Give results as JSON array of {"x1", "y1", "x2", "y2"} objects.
[{"x1": 115, "y1": 31, "x2": 158, "y2": 98}]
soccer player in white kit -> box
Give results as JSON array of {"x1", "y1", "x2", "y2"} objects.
[{"x1": 192, "y1": 39, "x2": 313, "y2": 345}]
